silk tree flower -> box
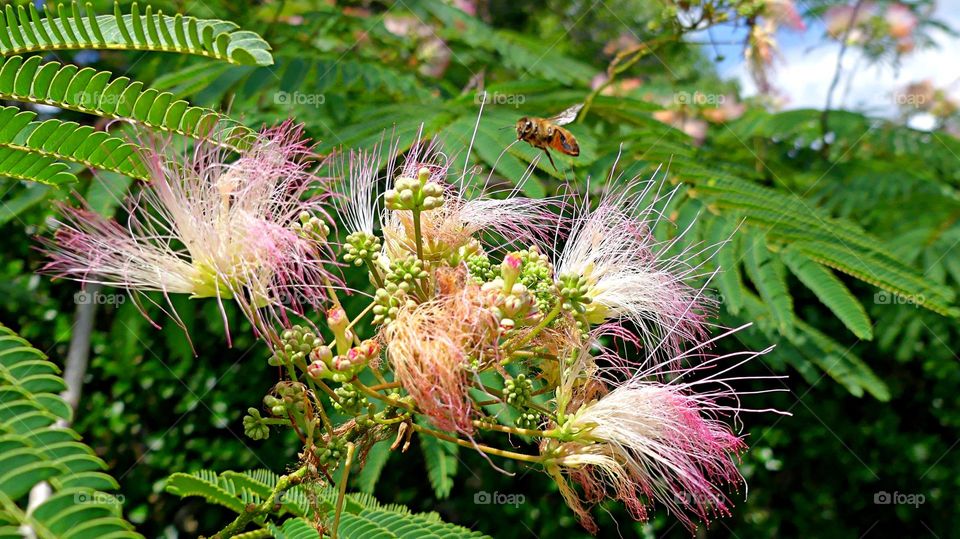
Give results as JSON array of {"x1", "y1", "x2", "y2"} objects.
[
  {"x1": 553, "y1": 177, "x2": 717, "y2": 363},
  {"x1": 543, "y1": 335, "x2": 785, "y2": 533},
  {"x1": 384, "y1": 267, "x2": 500, "y2": 433},
  {"x1": 331, "y1": 135, "x2": 401, "y2": 237},
  {"x1": 43, "y1": 124, "x2": 337, "y2": 344},
  {"x1": 381, "y1": 132, "x2": 559, "y2": 264}
]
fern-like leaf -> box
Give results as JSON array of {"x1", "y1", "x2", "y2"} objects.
[
  {"x1": 0, "y1": 105, "x2": 149, "y2": 185},
  {"x1": 782, "y1": 247, "x2": 873, "y2": 340},
  {"x1": 743, "y1": 233, "x2": 795, "y2": 336},
  {"x1": 0, "y1": 2, "x2": 272, "y2": 65},
  {"x1": 0, "y1": 55, "x2": 256, "y2": 151},
  {"x1": 418, "y1": 425, "x2": 458, "y2": 500},
  {"x1": 0, "y1": 324, "x2": 142, "y2": 538}
]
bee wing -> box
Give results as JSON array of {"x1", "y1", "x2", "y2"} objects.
[{"x1": 549, "y1": 103, "x2": 584, "y2": 126}]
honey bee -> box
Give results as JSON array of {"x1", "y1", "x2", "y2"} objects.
[{"x1": 516, "y1": 103, "x2": 583, "y2": 171}]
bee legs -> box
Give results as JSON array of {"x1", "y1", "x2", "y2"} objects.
[{"x1": 543, "y1": 149, "x2": 559, "y2": 172}]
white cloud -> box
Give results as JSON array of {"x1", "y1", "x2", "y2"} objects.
[{"x1": 721, "y1": 3, "x2": 960, "y2": 120}]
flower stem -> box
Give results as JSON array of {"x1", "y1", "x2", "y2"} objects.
[
  {"x1": 471, "y1": 420, "x2": 556, "y2": 438},
  {"x1": 477, "y1": 384, "x2": 554, "y2": 418},
  {"x1": 331, "y1": 443, "x2": 356, "y2": 539},
  {"x1": 353, "y1": 380, "x2": 414, "y2": 412},
  {"x1": 503, "y1": 301, "x2": 563, "y2": 352},
  {"x1": 365, "y1": 259, "x2": 385, "y2": 289},
  {"x1": 368, "y1": 381, "x2": 402, "y2": 392},
  {"x1": 211, "y1": 466, "x2": 307, "y2": 539},
  {"x1": 410, "y1": 422, "x2": 543, "y2": 464},
  {"x1": 412, "y1": 209, "x2": 424, "y2": 261}
]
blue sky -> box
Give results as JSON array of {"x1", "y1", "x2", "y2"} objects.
[{"x1": 700, "y1": 1, "x2": 960, "y2": 127}]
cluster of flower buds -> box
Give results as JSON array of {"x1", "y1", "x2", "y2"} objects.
[
  {"x1": 270, "y1": 325, "x2": 321, "y2": 367},
  {"x1": 385, "y1": 255, "x2": 429, "y2": 293},
  {"x1": 465, "y1": 253, "x2": 494, "y2": 282},
  {"x1": 504, "y1": 373, "x2": 534, "y2": 408},
  {"x1": 291, "y1": 211, "x2": 330, "y2": 242},
  {"x1": 515, "y1": 411, "x2": 541, "y2": 430},
  {"x1": 512, "y1": 248, "x2": 555, "y2": 313},
  {"x1": 384, "y1": 167, "x2": 445, "y2": 211},
  {"x1": 372, "y1": 285, "x2": 417, "y2": 326},
  {"x1": 557, "y1": 273, "x2": 600, "y2": 324},
  {"x1": 308, "y1": 338, "x2": 380, "y2": 383},
  {"x1": 242, "y1": 407, "x2": 270, "y2": 440},
  {"x1": 470, "y1": 248, "x2": 556, "y2": 316},
  {"x1": 332, "y1": 383, "x2": 367, "y2": 415},
  {"x1": 263, "y1": 383, "x2": 307, "y2": 417},
  {"x1": 315, "y1": 436, "x2": 347, "y2": 468},
  {"x1": 343, "y1": 231, "x2": 382, "y2": 266},
  {"x1": 480, "y1": 254, "x2": 541, "y2": 331}
]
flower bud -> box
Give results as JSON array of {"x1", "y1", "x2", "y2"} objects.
[
  {"x1": 417, "y1": 167, "x2": 431, "y2": 184},
  {"x1": 310, "y1": 345, "x2": 333, "y2": 364},
  {"x1": 307, "y1": 360, "x2": 327, "y2": 379},
  {"x1": 422, "y1": 182, "x2": 443, "y2": 197},
  {"x1": 327, "y1": 307, "x2": 353, "y2": 355},
  {"x1": 242, "y1": 408, "x2": 270, "y2": 440},
  {"x1": 501, "y1": 253, "x2": 523, "y2": 292}
]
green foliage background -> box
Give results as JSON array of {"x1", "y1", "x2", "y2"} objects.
[{"x1": 1, "y1": 0, "x2": 958, "y2": 537}]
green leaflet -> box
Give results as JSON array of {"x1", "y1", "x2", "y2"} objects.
[
  {"x1": 417, "y1": 420, "x2": 459, "y2": 499},
  {"x1": 0, "y1": 324, "x2": 142, "y2": 539},
  {"x1": 164, "y1": 468, "x2": 490, "y2": 538},
  {"x1": 0, "y1": 105, "x2": 147, "y2": 185},
  {"x1": 0, "y1": 55, "x2": 256, "y2": 151},
  {"x1": 0, "y1": 1, "x2": 272, "y2": 66},
  {"x1": 782, "y1": 247, "x2": 874, "y2": 340},
  {"x1": 744, "y1": 232, "x2": 795, "y2": 336},
  {"x1": 355, "y1": 441, "x2": 392, "y2": 494}
]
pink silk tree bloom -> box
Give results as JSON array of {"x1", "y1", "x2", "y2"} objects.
[
  {"x1": 546, "y1": 328, "x2": 787, "y2": 532},
  {"x1": 547, "y1": 383, "x2": 745, "y2": 533},
  {"x1": 330, "y1": 135, "x2": 400, "y2": 237},
  {"x1": 554, "y1": 177, "x2": 719, "y2": 363},
  {"x1": 381, "y1": 129, "x2": 561, "y2": 263},
  {"x1": 42, "y1": 124, "x2": 337, "y2": 345},
  {"x1": 384, "y1": 269, "x2": 500, "y2": 434}
]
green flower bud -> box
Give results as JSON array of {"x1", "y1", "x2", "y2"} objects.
[
  {"x1": 332, "y1": 383, "x2": 367, "y2": 415},
  {"x1": 343, "y1": 231, "x2": 382, "y2": 266},
  {"x1": 315, "y1": 436, "x2": 348, "y2": 469},
  {"x1": 291, "y1": 212, "x2": 330, "y2": 242},
  {"x1": 504, "y1": 373, "x2": 534, "y2": 407},
  {"x1": 273, "y1": 325, "x2": 321, "y2": 366},
  {"x1": 383, "y1": 168, "x2": 445, "y2": 212},
  {"x1": 515, "y1": 411, "x2": 541, "y2": 430},
  {"x1": 466, "y1": 252, "x2": 496, "y2": 283},
  {"x1": 558, "y1": 273, "x2": 593, "y2": 314},
  {"x1": 243, "y1": 408, "x2": 270, "y2": 440},
  {"x1": 385, "y1": 255, "x2": 428, "y2": 289},
  {"x1": 372, "y1": 285, "x2": 415, "y2": 325}
]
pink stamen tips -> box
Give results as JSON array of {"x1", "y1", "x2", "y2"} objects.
[
  {"x1": 40, "y1": 123, "x2": 339, "y2": 346},
  {"x1": 552, "y1": 380, "x2": 748, "y2": 532}
]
